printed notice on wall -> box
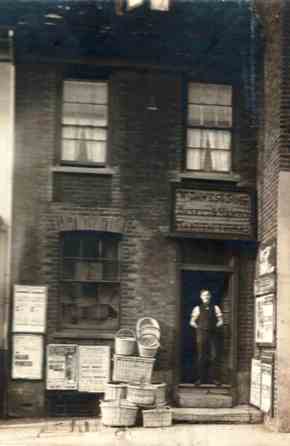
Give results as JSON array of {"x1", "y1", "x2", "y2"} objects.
[
  {"x1": 261, "y1": 362, "x2": 273, "y2": 414},
  {"x1": 255, "y1": 294, "x2": 275, "y2": 345},
  {"x1": 13, "y1": 285, "x2": 47, "y2": 333},
  {"x1": 250, "y1": 358, "x2": 262, "y2": 408},
  {"x1": 46, "y1": 344, "x2": 78, "y2": 390},
  {"x1": 78, "y1": 346, "x2": 111, "y2": 393},
  {"x1": 12, "y1": 334, "x2": 43, "y2": 380},
  {"x1": 258, "y1": 242, "x2": 276, "y2": 276}
]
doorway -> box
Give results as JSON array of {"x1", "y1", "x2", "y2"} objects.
[{"x1": 181, "y1": 270, "x2": 231, "y2": 384}]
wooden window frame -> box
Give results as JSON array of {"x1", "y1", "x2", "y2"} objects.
[
  {"x1": 61, "y1": 79, "x2": 109, "y2": 168},
  {"x1": 186, "y1": 82, "x2": 233, "y2": 174}
]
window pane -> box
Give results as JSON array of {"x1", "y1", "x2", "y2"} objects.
[
  {"x1": 188, "y1": 83, "x2": 232, "y2": 106},
  {"x1": 82, "y1": 237, "x2": 99, "y2": 258},
  {"x1": 63, "y1": 235, "x2": 80, "y2": 257},
  {"x1": 64, "y1": 81, "x2": 108, "y2": 104},
  {"x1": 187, "y1": 129, "x2": 231, "y2": 149},
  {"x1": 62, "y1": 140, "x2": 106, "y2": 163},
  {"x1": 187, "y1": 105, "x2": 203, "y2": 126},
  {"x1": 186, "y1": 148, "x2": 206, "y2": 170},
  {"x1": 62, "y1": 126, "x2": 107, "y2": 141},
  {"x1": 62, "y1": 103, "x2": 107, "y2": 126},
  {"x1": 211, "y1": 150, "x2": 231, "y2": 172}
]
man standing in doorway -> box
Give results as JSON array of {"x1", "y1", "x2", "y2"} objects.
[{"x1": 190, "y1": 289, "x2": 224, "y2": 385}]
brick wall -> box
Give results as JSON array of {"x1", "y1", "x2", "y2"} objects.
[{"x1": 10, "y1": 62, "x2": 258, "y2": 416}]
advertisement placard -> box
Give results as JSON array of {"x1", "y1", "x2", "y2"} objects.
[
  {"x1": 78, "y1": 346, "x2": 111, "y2": 393},
  {"x1": 13, "y1": 285, "x2": 47, "y2": 333},
  {"x1": 12, "y1": 334, "x2": 43, "y2": 380},
  {"x1": 46, "y1": 344, "x2": 78, "y2": 390}
]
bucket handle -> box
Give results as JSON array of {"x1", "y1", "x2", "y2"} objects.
[{"x1": 115, "y1": 328, "x2": 136, "y2": 339}]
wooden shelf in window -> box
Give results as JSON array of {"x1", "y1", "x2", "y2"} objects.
[{"x1": 60, "y1": 279, "x2": 120, "y2": 284}]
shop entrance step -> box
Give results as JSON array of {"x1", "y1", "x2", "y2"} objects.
[
  {"x1": 174, "y1": 384, "x2": 233, "y2": 408},
  {"x1": 172, "y1": 405, "x2": 263, "y2": 424}
]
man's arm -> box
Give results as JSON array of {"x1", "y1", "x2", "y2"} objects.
[{"x1": 190, "y1": 306, "x2": 200, "y2": 328}]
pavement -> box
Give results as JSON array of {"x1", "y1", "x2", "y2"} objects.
[{"x1": 0, "y1": 418, "x2": 290, "y2": 446}]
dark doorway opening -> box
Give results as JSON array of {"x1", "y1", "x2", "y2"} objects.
[{"x1": 181, "y1": 270, "x2": 230, "y2": 384}]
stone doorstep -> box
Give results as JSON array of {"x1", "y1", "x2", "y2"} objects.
[
  {"x1": 172, "y1": 405, "x2": 263, "y2": 424},
  {"x1": 175, "y1": 385, "x2": 234, "y2": 408}
]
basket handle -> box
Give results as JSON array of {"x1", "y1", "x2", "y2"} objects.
[
  {"x1": 136, "y1": 317, "x2": 159, "y2": 333},
  {"x1": 115, "y1": 328, "x2": 136, "y2": 339}
]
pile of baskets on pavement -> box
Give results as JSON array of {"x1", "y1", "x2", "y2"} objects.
[{"x1": 100, "y1": 317, "x2": 172, "y2": 428}]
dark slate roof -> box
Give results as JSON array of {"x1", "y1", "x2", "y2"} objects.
[{"x1": 0, "y1": 1, "x2": 256, "y2": 80}]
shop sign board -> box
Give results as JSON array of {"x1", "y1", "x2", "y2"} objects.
[
  {"x1": 13, "y1": 285, "x2": 47, "y2": 333},
  {"x1": 255, "y1": 294, "x2": 275, "y2": 345},
  {"x1": 12, "y1": 334, "x2": 43, "y2": 380},
  {"x1": 46, "y1": 344, "x2": 78, "y2": 390},
  {"x1": 254, "y1": 273, "x2": 275, "y2": 297},
  {"x1": 172, "y1": 187, "x2": 255, "y2": 240},
  {"x1": 78, "y1": 346, "x2": 111, "y2": 393},
  {"x1": 258, "y1": 242, "x2": 276, "y2": 277},
  {"x1": 261, "y1": 362, "x2": 273, "y2": 414},
  {"x1": 250, "y1": 358, "x2": 262, "y2": 408}
]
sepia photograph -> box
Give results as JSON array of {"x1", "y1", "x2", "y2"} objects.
[{"x1": 0, "y1": 0, "x2": 290, "y2": 445}]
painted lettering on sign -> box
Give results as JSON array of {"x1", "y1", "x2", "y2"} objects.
[{"x1": 174, "y1": 188, "x2": 254, "y2": 239}]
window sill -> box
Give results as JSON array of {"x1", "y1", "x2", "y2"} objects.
[
  {"x1": 178, "y1": 171, "x2": 241, "y2": 182},
  {"x1": 51, "y1": 165, "x2": 115, "y2": 176},
  {"x1": 52, "y1": 330, "x2": 115, "y2": 340}
]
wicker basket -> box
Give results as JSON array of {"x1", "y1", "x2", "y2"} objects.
[
  {"x1": 104, "y1": 382, "x2": 127, "y2": 401},
  {"x1": 153, "y1": 383, "x2": 167, "y2": 405},
  {"x1": 136, "y1": 317, "x2": 160, "y2": 341},
  {"x1": 142, "y1": 406, "x2": 172, "y2": 428},
  {"x1": 101, "y1": 399, "x2": 138, "y2": 427},
  {"x1": 113, "y1": 355, "x2": 155, "y2": 384},
  {"x1": 115, "y1": 328, "x2": 136, "y2": 356},
  {"x1": 127, "y1": 384, "x2": 155, "y2": 406},
  {"x1": 138, "y1": 333, "x2": 160, "y2": 358}
]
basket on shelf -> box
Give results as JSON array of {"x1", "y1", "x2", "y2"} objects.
[
  {"x1": 136, "y1": 317, "x2": 160, "y2": 341},
  {"x1": 142, "y1": 406, "x2": 172, "y2": 428},
  {"x1": 115, "y1": 328, "x2": 136, "y2": 356},
  {"x1": 101, "y1": 399, "x2": 138, "y2": 427},
  {"x1": 104, "y1": 382, "x2": 127, "y2": 401},
  {"x1": 137, "y1": 333, "x2": 160, "y2": 358},
  {"x1": 127, "y1": 384, "x2": 156, "y2": 406},
  {"x1": 113, "y1": 355, "x2": 155, "y2": 384}
]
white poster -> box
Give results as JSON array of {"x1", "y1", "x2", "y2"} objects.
[
  {"x1": 78, "y1": 346, "x2": 111, "y2": 393},
  {"x1": 261, "y1": 362, "x2": 273, "y2": 413},
  {"x1": 46, "y1": 344, "x2": 78, "y2": 390},
  {"x1": 12, "y1": 334, "x2": 43, "y2": 380},
  {"x1": 150, "y1": 0, "x2": 169, "y2": 11},
  {"x1": 250, "y1": 358, "x2": 261, "y2": 408},
  {"x1": 255, "y1": 294, "x2": 275, "y2": 344},
  {"x1": 127, "y1": 0, "x2": 143, "y2": 9},
  {"x1": 13, "y1": 285, "x2": 47, "y2": 333}
]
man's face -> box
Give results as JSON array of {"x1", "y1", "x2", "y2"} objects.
[{"x1": 200, "y1": 290, "x2": 211, "y2": 305}]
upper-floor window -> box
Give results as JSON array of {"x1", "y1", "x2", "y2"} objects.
[
  {"x1": 186, "y1": 83, "x2": 232, "y2": 173},
  {"x1": 61, "y1": 80, "x2": 108, "y2": 166}
]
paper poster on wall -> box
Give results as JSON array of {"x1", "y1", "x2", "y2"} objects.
[
  {"x1": 261, "y1": 362, "x2": 273, "y2": 414},
  {"x1": 13, "y1": 285, "x2": 47, "y2": 333},
  {"x1": 46, "y1": 344, "x2": 78, "y2": 390},
  {"x1": 258, "y1": 242, "x2": 276, "y2": 276},
  {"x1": 78, "y1": 346, "x2": 111, "y2": 393},
  {"x1": 255, "y1": 294, "x2": 275, "y2": 345},
  {"x1": 12, "y1": 334, "x2": 43, "y2": 380},
  {"x1": 250, "y1": 358, "x2": 262, "y2": 408}
]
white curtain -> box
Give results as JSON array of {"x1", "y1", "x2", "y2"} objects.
[
  {"x1": 187, "y1": 129, "x2": 231, "y2": 149},
  {"x1": 188, "y1": 83, "x2": 232, "y2": 106},
  {"x1": 150, "y1": 0, "x2": 169, "y2": 11}
]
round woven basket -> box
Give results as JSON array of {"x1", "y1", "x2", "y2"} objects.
[
  {"x1": 127, "y1": 384, "x2": 156, "y2": 406},
  {"x1": 138, "y1": 333, "x2": 160, "y2": 358},
  {"x1": 101, "y1": 399, "x2": 138, "y2": 427},
  {"x1": 115, "y1": 328, "x2": 136, "y2": 356},
  {"x1": 104, "y1": 382, "x2": 127, "y2": 401},
  {"x1": 136, "y1": 317, "x2": 160, "y2": 341}
]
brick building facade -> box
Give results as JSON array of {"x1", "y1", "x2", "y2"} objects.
[{"x1": 0, "y1": 0, "x2": 289, "y2": 432}]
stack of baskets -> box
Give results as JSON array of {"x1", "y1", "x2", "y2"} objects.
[{"x1": 100, "y1": 318, "x2": 172, "y2": 428}]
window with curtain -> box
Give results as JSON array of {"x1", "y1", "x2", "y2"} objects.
[
  {"x1": 186, "y1": 83, "x2": 232, "y2": 173},
  {"x1": 60, "y1": 231, "x2": 120, "y2": 330},
  {"x1": 61, "y1": 80, "x2": 108, "y2": 165}
]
